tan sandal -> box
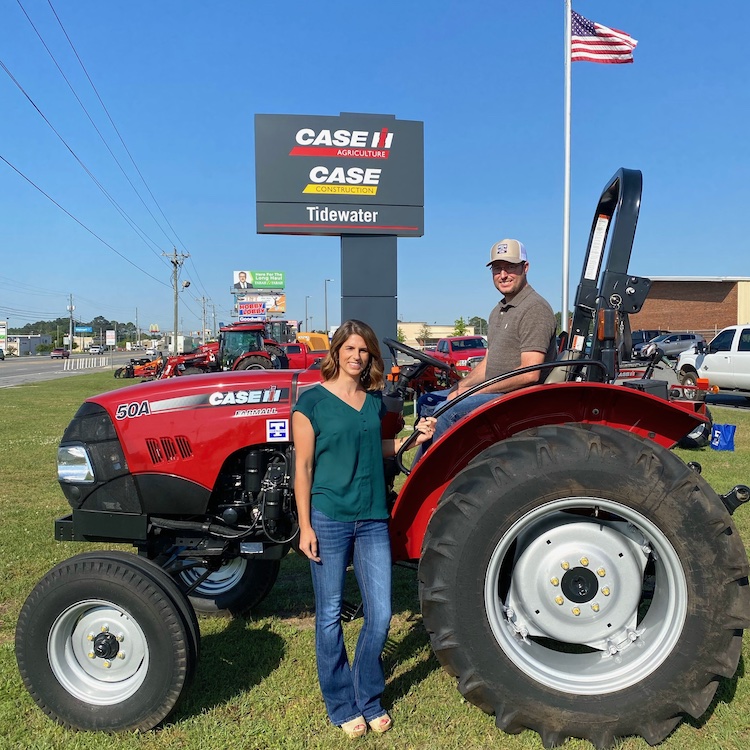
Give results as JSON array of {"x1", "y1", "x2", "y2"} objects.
[
  {"x1": 340, "y1": 716, "x2": 367, "y2": 738},
  {"x1": 368, "y1": 713, "x2": 392, "y2": 733}
]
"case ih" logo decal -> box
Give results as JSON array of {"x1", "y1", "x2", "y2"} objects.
[{"x1": 208, "y1": 387, "x2": 282, "y2": 406}]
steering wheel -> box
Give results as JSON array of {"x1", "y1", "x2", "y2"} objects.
[{"x1": 382, "y1": 337, "x2": 451, "y2": 371}]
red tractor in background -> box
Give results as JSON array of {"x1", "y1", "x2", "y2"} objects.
[
  {"x1": 16, "y1": 169, "x2": 750, "y2": 747},
  {"x1": 156, "y1": 321, "x2": 288, "y2": 378}
]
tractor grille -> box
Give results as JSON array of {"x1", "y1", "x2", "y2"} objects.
[
  {"x1": 146, "y1": 435, "x2": 193, "y2": 464},
  {"x1": 467, "y1": 356, "x2": 484, "y2": 369}
]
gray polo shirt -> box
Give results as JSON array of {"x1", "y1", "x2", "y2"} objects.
[{"x1": 485, "y1": 283, "x2": 557, "y2": 380}]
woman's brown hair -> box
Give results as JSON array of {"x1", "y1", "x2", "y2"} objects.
[{"x1": 320, "y1": 319, "x2": 385, "y2": 391}]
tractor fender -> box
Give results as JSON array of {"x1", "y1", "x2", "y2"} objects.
[{"x1": 390, "y1": 381, "x2": 706, "y2": 561}]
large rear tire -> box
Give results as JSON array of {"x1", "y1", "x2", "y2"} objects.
[
  {"x1": 173, "y1": 557, "x2": 281, "y2": 616},
  {"x1": 419, "y1": 424, "x2": 749, "y2": 748},
  {"x1": 236, "y1": 355, "x2": 271, "y2": 371},
  {"x1": 16, "y1": 553, "x2": 196, "y2": 731}
]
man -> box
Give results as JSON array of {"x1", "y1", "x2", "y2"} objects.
[
  {"x1": 419, "y1": 238, "x2": 557, "y2": 444},
  {"x1": 233, "y1": 271, "x2": 253, "y2": 290}
]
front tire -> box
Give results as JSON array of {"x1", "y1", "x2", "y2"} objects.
[
  {"x1": 679, "y1": 369, "x2": 699, "y2": 400},
  {"x1": 16, "y1": 553, "x2": 196, "y2": 731},
  {"x1": 419, "y1": 424, "x2": 749, "y2": 748}
]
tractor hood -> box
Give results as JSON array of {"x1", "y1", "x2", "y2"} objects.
[{"x1": 66, "y1": 368, "x2": 325, "y2": 498}]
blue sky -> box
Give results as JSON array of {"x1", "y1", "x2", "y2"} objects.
[{"x1": 1, "y1": 1, "x2": 748, "y2": 336}]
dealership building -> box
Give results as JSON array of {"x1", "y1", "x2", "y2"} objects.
[{"x1": 632, "y1": 277, "x2": 750, "y2": 338}]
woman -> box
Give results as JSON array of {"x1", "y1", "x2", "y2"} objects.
[{"x1": 292, "y1": 320, "x2": 435, "y2": 738}]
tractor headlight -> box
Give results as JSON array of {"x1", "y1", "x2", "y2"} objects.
[{"x1": 58, "y1": 444, "x2": 95, "y2": 483}]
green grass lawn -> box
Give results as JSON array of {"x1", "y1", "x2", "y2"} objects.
[{"x1": 0, "y1": 373, "x2": 748, "y2": 750}]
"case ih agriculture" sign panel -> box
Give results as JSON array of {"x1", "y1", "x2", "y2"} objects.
[{"x1": 255, "y1": 113, "x2": 423, "y2": 237}]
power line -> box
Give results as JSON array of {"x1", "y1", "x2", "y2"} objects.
[
  {"x1": 0, "y1": 153, "x2": 169, "y2": 287},
  {"x1": 0, "y1": 57, "x2": 170, "y2": 268},
  {"x1": 25, "y1": 0, "x2": 214, "y2": 304},
  {"x1": 45, "y1": 0, "x2": 189, "y2": 253},
  {"x1": 15, "y1": 0, "x2": 178, "y2": 256}
]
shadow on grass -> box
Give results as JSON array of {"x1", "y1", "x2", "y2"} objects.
[
  {"x1": 173, "y1": 618, "x2": 286, "y2": 720},
  {"x1": 251, "y1": 552, "x2": 424, "y2": 620}
]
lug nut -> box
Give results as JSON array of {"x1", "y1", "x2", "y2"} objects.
[
  {"x1": 100, "y1": 625, "x2": 109, "y2": 632},
  {"x1": 580, "y1": 557, "x2": 589, "y2": 566},
  {"x1": 555, "y1": 596, "x2": 564, "y2": 605},
  {"x1": 87, "y1": 633, "x2": 94, "y2": 641},
  {"x1": 87, "y1": 652, "x2": 95, "y2": 659},
  {"x1": 571, "y1": 607, "x2": 581, "y2": 616},
  {"x1": 602, "y1": 587, "x2": 611, "y2": 596},
  {"x1": 596, "y1": 567, "x2": 606, "y2": 577},
  {"x1": 561, "y1": 561, "x2": 570, "y2": 570},
  {"x1": 550, "y1": 577, "x2": 559, "y2": 586},
  {"x1": 117, "y1": 652, "x2": 126, "y2": 659},
  {"x1": 116, "y1": 633, "x2": 125, "y2": 642},
  {"x1": 591, "y1": 603, "x2": 600, "y2": 612},
  {"x1": 103, "y1": 661, "x2": 111, "y2": 669}
]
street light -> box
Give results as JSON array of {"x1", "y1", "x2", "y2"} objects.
[
  {"x1": 324, "y1": 278, "x2": 334, "y2": 338},
  {"x1": 305, "y1": 295, "x2": 311, "y2": 331}
]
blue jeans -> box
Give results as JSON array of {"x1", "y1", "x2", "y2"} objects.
[
  {"x1": 415, "y1": 389, "x2": 501, "y2": 458},
  {"x1": 310, "y1": 507, "x2": 392, "y2": 726}
]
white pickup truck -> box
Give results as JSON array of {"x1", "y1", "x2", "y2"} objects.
[{"x1": 677, "y1": 324, "x2": 750, "y2": 400}]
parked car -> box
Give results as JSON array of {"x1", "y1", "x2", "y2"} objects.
[
  {"x1": 633, "y1": 332, "x2": 705, "y2": 360},
  {"x1": 629, "y1": 329, "x2": 670, "y2": 358},
  {"x1": 50, "y1": 348, "x2": 70, "y2": 359},
  {"x1": 431, "y1": 335, "x2": 488, "y2": 376},
  {"x1": 0, "y1": 349, "x2": 5, "y2": 361}
]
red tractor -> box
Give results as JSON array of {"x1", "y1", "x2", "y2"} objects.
[
  {"x1": 16, "y1": 170, "x2": 750, "y2": 746},
  {"x1": 157, "y1": 322, "x2": 288, "y2": 378}
]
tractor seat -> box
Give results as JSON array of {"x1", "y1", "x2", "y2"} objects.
[{"x1": 545, "y1": 349, "x2": 583, "y2": 384}]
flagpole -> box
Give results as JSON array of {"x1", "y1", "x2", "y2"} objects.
[{"x1": 562, "y1": 0, "x2": 572, "y2": 333}]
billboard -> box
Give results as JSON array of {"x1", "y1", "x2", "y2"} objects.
[
  {"x1": 232, "y1": 270, "x2": 285, "y2": 292},
  {"x1": 255, "y1": 113, "x2": 424, "y2": 237},
  {"x1": 237, "y1": 293, "x2": 286, "y2": 316}
]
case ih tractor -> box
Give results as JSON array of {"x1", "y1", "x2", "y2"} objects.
[
  {"x1": 156, "y1": 322, "x2": 288, "y2": 378},
  {"x1": 16, "y1": 170, "x2": 749, "y2": 747}
]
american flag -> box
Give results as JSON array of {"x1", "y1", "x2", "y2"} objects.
[{"x1": 571, "y1": 11, "x2": 637, "y2": 64}]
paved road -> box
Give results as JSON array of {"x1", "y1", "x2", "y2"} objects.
[{"x1": 0, "y1": 352, "x2": 133, "y2": 389}]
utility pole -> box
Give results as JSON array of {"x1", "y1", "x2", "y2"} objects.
[
  {"x1": 135, "y1": 307, "x2": 140, "y2": 347},
  {"x1": 163, "y1": 248, "x2": 189, "y2": 355},
  {"x1": 324, "y1": 278, "x2": 334, "y2": 338},
  {"x1": 67, "y1": 294, "x2": 74, "y2": 351},
  {"x1": 211, "y1": 304, "x2": 217, "y2": 340},
  {"x1": 200, "y1": 297, "x2": 207, "y2": 345}
]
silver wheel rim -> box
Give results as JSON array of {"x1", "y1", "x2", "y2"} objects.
[
  {"x1": 48, "y1": 599, "x2": 149, "y2": 705},
  {"x1": 484, "y1": 497, "x2": 687, "y2": 695},
  {"x1": 179, "y1": 557, "x2": 247, "y2": 596}
]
